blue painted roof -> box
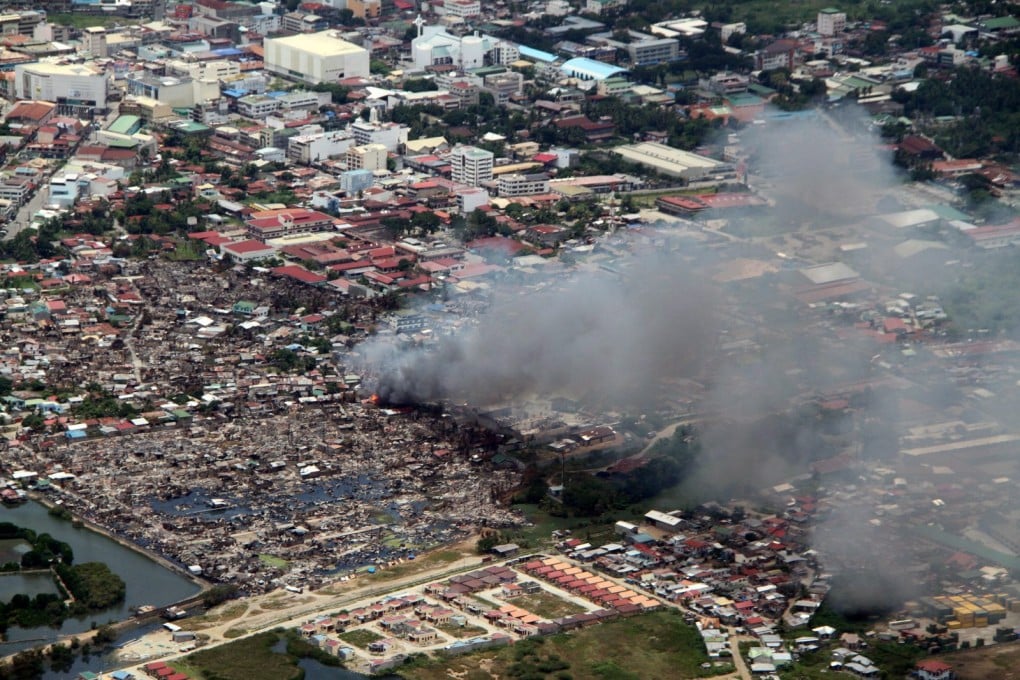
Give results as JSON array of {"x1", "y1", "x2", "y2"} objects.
[
  {"x1": 519, "y1": 45, "x2": 558, "y2": 63},
  {"x1": 560, "y1": 57, "x2": 628, "y2": 80},
  {"x1": 213, "y1": 48, "x2": 243, "y2": 57},
  {"x1": 222, "y1": 89, "x2": 246, "y2": 98}
]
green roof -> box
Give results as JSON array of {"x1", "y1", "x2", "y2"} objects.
[
  {"x1": 983, "y1": 15, "x2": 1020, "y2": 30},
  {"x1": 174, "y1": 121, "x2": 211, "y2": 134},
  {"x1": 106, "y1": 137, "x2": 139, "y2": 149},
  {"x1": 107, "y1": 115, "x2": 141, "y2": 135},
  {"x1": 726, "y1": 92, "x2": 764, "y2": 107},
  {"x1": 819, "y1": 7, "x2": 842, "y2": 14},
  {"x1": 747, "y1": 83, "x2": 777, "y2": 96},
  {"x1": 923, "y1": 203, "x2": 971, "y2": 222}
]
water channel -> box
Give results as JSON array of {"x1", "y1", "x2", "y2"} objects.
[{"x1": 0, "y1": 501, "x2": 201, "y2": 655}]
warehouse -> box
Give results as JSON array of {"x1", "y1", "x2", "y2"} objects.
[
  {"x1": 611, "y1": 142, "x2": 733, "y2": 181},
  {"x1": 263, "y1": 30, "x2": 370, "y2": 85}
]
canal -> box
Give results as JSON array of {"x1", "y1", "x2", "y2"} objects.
[{"x1": 1, "y1": 501, "x2": 201, "y2": 655}]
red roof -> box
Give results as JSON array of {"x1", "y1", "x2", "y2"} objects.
[
  {"x1": 224, "y1": 239, "x2": 274, "y2": 254},
  {"x1": 271, "y1": 265, "x2": 327, "y2": 284},
  {"x1": 915, "y1": 660, "x2": 953, "y2": 673}
]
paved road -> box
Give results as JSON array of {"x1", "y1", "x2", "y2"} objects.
[{"x1": 3, "y1": 104, "x2": 121, "y2": 242}]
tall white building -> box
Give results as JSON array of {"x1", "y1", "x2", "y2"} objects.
[
  {"x1": 450, "y1": 145, "x2": 493, "y2": 187},
  {"x1": 817, "y1": 8, "x2": 846, "y2": 36},
  {"x1": 264, "y1": 30, "x2": 370, "y2": 85},
  {"x1": 15, "y1": 62, "x2": 108, "y2": 116}
]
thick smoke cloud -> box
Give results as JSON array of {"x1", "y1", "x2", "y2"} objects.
[
  {"x1": 369, "y1": 254, "x2": 719, "y2": 409},
  {"x1": 744, "y1": 108, "x2": 900, "y2": 220}
]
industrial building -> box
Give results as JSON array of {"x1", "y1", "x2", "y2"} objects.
[
  {"x1": 560, "y1": 57, "x2": 629, "y2": 81},
  {"x1": 263, "y1": 30, "x2": 370, "y2": 85},
  {"x1": 611, "y1": 142, "x2": 733, "y2": 181}
]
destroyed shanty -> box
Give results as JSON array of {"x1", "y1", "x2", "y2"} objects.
[{"x1": 0, "y1": 257, "x2": 523, "y2": 592}]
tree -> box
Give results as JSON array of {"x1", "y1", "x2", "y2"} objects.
[{"x1": 410, "y1": 211, "x2": 441, "y2": 235}]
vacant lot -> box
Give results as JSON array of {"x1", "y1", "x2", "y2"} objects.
[
  {"x1": 935, "y1": 642, "x2": 1020, "y2": 680},
  {"x1": 183, "y1": 631, "x2": 301, "y2": 680},
  {"x1": 400, "y1": 609, "x2": 732, "y2": 680},
  {"x1": 513, "y1": 591, "x2": 589, "y2": 620},
  {"x1": 339, "y1": 628, "x2": 385, "y2": 648}
]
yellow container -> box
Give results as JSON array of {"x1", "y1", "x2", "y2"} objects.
[{"x1": 947, "y1": 621, "x2": 961, "y2": 629}]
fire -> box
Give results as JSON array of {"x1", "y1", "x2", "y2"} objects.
[{"x1": 366, "y1": 393, "x2": 381, "y2": 406}]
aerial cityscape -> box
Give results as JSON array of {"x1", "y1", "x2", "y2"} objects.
[{"x1": 0, "y1": 0, "x2": 1016, "y2": 678}]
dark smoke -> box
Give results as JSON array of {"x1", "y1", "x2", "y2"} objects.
[{"x1": 367, "y1": 253, "x2": 719, "y2": 409}]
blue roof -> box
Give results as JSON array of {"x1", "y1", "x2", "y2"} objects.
[
  {"x1": 213, "y1": 48, "x2": 243, "y2": 57},
  {"x1": 560, "y1": 57, "x2": 628, "y2": 80},
  {"x1": 267, "y1": 91, "x2": 289, "y2": 99},
  {"x1": 519, "y1": 45, "x2": 558, "y2": 63},
  {"x1": 222, "y1": 89, "x2": 247, "y2": 98},
  {"x1": 66, "y1": 430, "x2": 86, "y2": 439}
]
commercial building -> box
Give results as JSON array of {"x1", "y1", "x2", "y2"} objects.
[
  {"x1": 442, "y1": 0, "x2": 481, "y2": 18},
  {"x1": 263, "y1": 30, "x2": 370, "y2": 85},
  {"x1": 817, "y1": 8, "x2": 846, "y2": 37},
  {"x1": 611, "y1": 142, "x2": 733, "y2": 181},
  {"x1": 48, "y1": 173, "x2": 80, "y2": 208},
  {"x1": 287, "y1": 130, "x2": 356, "y2": 165},
  {"x1": 15, "y1": 62, "x2": 109, "y2": 116},
  {"x1": 450, "y1": 145, "x2": 494, "y2": 187},
  {"x1": 346, "y1": 143, "x2": 388, "y2": 171},
  {"x1": 245, "y1": 208, "x2": 336, "y2": 241},
  {"x1": 498, "y1": 173, "x2": 550, "y2": 198},
  {"x1": 351, "y1": 121, "x2": 408, "y2": 152}
]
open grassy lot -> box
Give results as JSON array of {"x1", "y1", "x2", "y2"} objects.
[
  {"x1": 513, "y1": 591, "x2": 589, "y2": 620},
  {"x1": 916, "y1": 643, "x2": 1020, "y2": 680},
  {"x1": 338, "y1": 628, "x2": 385, "y2": 648},
  {"x1": 400, "y1": 609, "x2": 733, "y2": 680},
  {"x1": 182, "y1": 631, "x2": 301, "y2": 680}
]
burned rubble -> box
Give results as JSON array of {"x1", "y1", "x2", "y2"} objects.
[{"x1": 0, "y1": 257, "x2": 523, "y2": 593}]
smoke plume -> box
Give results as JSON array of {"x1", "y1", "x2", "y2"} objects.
[{"x1": 368, "y1": 253, "x2": 719, "y2": 409}]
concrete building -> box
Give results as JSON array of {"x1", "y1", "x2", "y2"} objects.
[
  {"x1": 458, "y1": 186, "x2": 489, "y2": 213},
  {"x1": 340, "y1": 168, "x2": 375, "y2": 195},
  {"x1": 237, "y1": 94, "x2": 281, "y2": 118},
  {"x1": 442, "y1": 0, "x2": 481, "y2": 18},
  {"x1": 245, "y1": 208, "x2": 336, "y2": 241},
  {"x1": 817, "y1": 8, "x2": 846, "y2": 37},
  {"x1": 412, "y1": 26, "x2": 500, "y2": 70},
  {"x1": 346, "y1": 143, "x2": 388, "y2": 171},
  {"x1": 126, "y1": 74, "x2": 219, "y2": 108},
  {"x1": 14, "y1": 62, "x2": 108, "y2": 116},
  {"x1": 450, "y1": 145, "x2": 493, "y2": 187},
  {"x1": 348, "y1": 0, "x2": 381, "y2": 19},
  {"x1": 498, "y1": 172, "x2": 550, "y2": 197},
  {"x1": 287, "y1": 130, "x2": 356, "y2": 164},
  {"x1": 82, "y1": 27, "x2": 108, "y2": 58},
  {"x1": 351, "y1": 121, "x2": 408, "y2": 152},
  {"x1": 586, "y1": 0, "x2": 628, "y2": 14},
  {"x1": 628, "y1": 37, "x2": 679, "y2": 65},
  {"x1": 48, "y1": 173, "x2": 79, "y2": 208},
  {"x1": 264, "y1": 30, "x2": 370, "y2": 85}
]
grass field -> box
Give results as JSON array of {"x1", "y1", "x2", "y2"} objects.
[
  {"x1": 512, "y1": 591, "x2": 588, "y2": 620},
  {"x1": 178, "y1": 602, "x2": 248, "y2": 631},
  {"x1": 46, "y1": 13, "x2": 129, "y2": 28},
  {"x1": 399, "y1": 609, "x2": 732, "y2": 680},
  {"x1": 258, "y1": 554, "x2": 288, "y2": 569},
  {"x1": 338, "y1": 628, "x2": 385, "y2": 648},
  {"x1": 183, "y1": 631, "x2": 302, "y2": 680}
]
